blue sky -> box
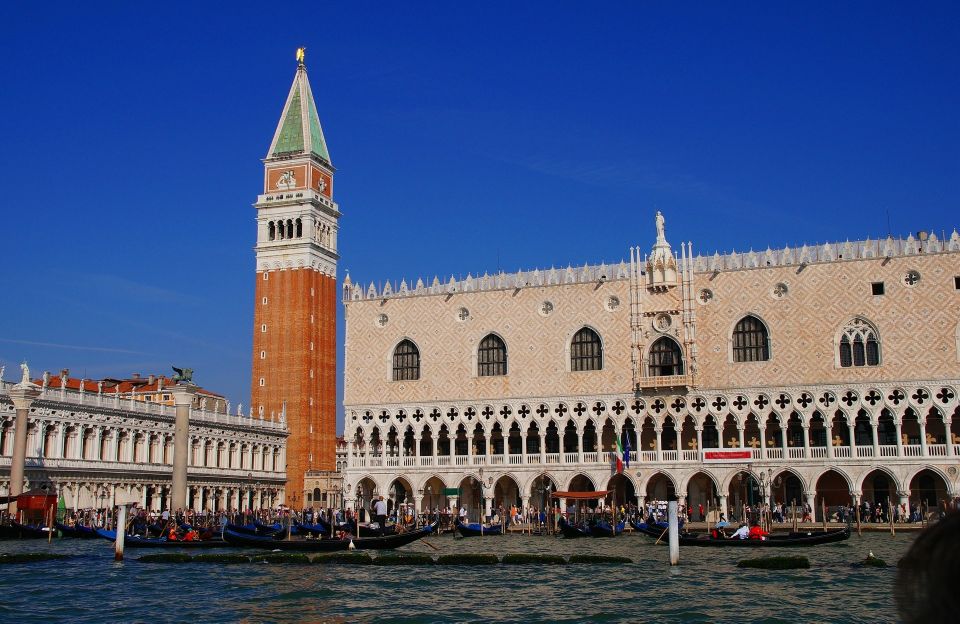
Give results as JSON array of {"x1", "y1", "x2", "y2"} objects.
[{"x1": 1, "y1": 2, "x2": 957, "y2": 429}]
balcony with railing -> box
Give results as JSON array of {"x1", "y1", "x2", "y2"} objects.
[
  {"x1": 634, "y1": 374, "x2": 692, "y2": 390},
  {"x1": 349, "y1": 439, "x2": 954, "y2": 471}
]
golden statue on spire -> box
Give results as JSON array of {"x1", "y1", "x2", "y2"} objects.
[{"x1": 296, "y1": 47, "x2": 306, "y2": 65}]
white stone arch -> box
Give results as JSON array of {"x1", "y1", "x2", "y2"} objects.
[
  {"x1": 812, "y1": 465, "x2": 855, "y2": 493},
  {"x1": 904, "y1": 464, "x2": 956, "y2": 498},
  {"x1": 679, "y1": 468, "x2": 721, "y2": 494},
  {"x1": 472, "y1": 331, "x2": 509, "y2": 378},
  {"x1": 564, "y1": 324, "x2": 606, "y2": 372},
  {"x1": 605, "y1": 469, "x2": 640, "y2": 494},
  {"x1": 854, "y1": 465, "x2": 903, "y2": 494},
  {"x1": 523, "y1": 471, "x2": 561, "y2": 498},
  {"x1": 414, "y1": 473, "x2": 450, "y2": 492},
  {"x1": 746, "y1": 466, "x2": 808, "y2": 494},
  {"x1": 726, "y1": 312, "x2": 773, "y2": 363},
  {"x1": 564, "y1": 472, "x2": 598, "y2": 491},
  {"x1": 833, "y1": 316, "x2": 882, "y2": 368},
  {"x1": 639, "y1": 469, "x2": 678, "y2": 495}
]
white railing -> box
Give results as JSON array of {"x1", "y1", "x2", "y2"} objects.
[
  {"x1": 490, "y1": 455, "x2": 505, "y2": 465},
  {"x1": 787, "y1": 448, "x2": 804, "y2": 459},
  {"x1": 750, "y1": 448, "x2": 761, "y2": 459},
  {"x1": 662, "y1": 450, "x2": 678, "y2": 462},
  {"x1": 0, "y1": 456, "x2": 282, "y2": 481},
  {"x1": 418, "y1": 457, "x2": 433, "y2": 467},
  {"x1": 682, "y1": 450, "x2": 699, "y2": 461},
  {"x1": 629, "y1": 451, "x2": 638, "y2": 462},
  {"x1": 353, "y1": 456, "x2": 367, "y2": 467},
  {"x1": 472, "y1": 455, "x2": 487, "y2": 466},
  {"x1": 809, "y1": 446, "x2": 827, "y2": 459},
  {"x1": 955, "y1": 444, "x2": 960, "y2": 456},
  {"x1": 401, "y1": 456, "x2": 414, "y2": 467},
  {"x1": 370, "y1": 457, "x2": 383, "y2": 467},
  {"x1": 856, "y1": 446, "x2": 875, "y2": 458},
  {"x1": 640, "y1": 451, "x2": 657, "y2": 462},
  {"x1": 563, "y1": 453, "x2": 579, "y2": 464},
  {"x1": 879, "y1": 445, "x2": 898, "y2": 458},
  {"x1": 526, "y1": 454, "x2": 541, "y2": 464},
  {"x1": 2, "y1": 382, "x2": 286, "y2": 432},
  {"x1": 386, "y1": 457, "x2": 399, "y2": 467},
  {"x1": 765, "y1": 448, "x2": 783, "y2": 460},
  {"x1": 927, "y1": 444, "x2": 946, "y2": 457},
  {"x1": 438, "y1": 456, "x2": 451, "y2": 466},
  {"x1": 583, "y1": 452, "x2": 599, "y2": 463},
  {"x1": 545, "y1": 453, "x2": 560, "y2": 464},
  {"x1": 455, "y1": 456, "x2": 469, "y2": 466},
  {"x1": 834, "y1": 446, "x2": 851, "y2": 458}
]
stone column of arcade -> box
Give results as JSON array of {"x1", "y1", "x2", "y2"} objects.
[
  {"x1": 169, "y1": 384, "x2": 197, "y2": 512},
  {"x1": 7, "y1": 369, "x2": 40, "y2": 518}
]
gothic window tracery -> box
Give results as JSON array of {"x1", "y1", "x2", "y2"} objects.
[
  {"x1": 478, "y1": 334, "x2": 507, "y2": 377},
  {"x1": 838, "y1": 318, "x2": 880, "y2": 367},
  {"x1": 732, "y1": 315, "x2": 770, "y2": 362},
  {"x1": 571, "y1": 327, "x2": 603, "y2": 371},
  {"x1": 649, "y1": 337, "x2": 684, "y2": 376},
  {"x1": 392, "y1": 340, "x2": 420, "y2": 381}
]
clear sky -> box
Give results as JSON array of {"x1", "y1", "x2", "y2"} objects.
[{"x1": 1, "y1": 2, "x2": 957, "y2": 430}]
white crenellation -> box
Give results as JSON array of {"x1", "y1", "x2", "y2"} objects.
[{"x1": 344, "y1": 230, "x2": 960, "y2": 303}]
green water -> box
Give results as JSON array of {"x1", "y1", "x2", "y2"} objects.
[{"x1": 0, "y1": 531, "x2": 909, "y2": 623}]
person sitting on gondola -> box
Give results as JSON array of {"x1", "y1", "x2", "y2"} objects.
[
  {"x1": 730, "y1": 523, "x2": 750, "y2": 539},
  {"x1": 748, "y1": 521, "x2": 769, "y2": 540},
  {"x1": 183, "y1": 528, "x2": 200, "y2": 542},
  {"x1": 167, "y1": 527, "x2": 179, "y2": 541}
]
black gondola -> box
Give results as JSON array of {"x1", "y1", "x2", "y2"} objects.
[
  {"x1": 590, "y1": 519, "x2": 625, "y2": 537},
  {"x1": 632, "y1": 522, "x2": 851, "y2": 547},
  {"x1": 54, "y1": 522, "x2": 99, "y2": 538},
  {"x1": 221, "y1": 521, "x2": 436, "y2": 551},
  {"x1": 557, "y1": 518, "x2": 590, "y2": 538},
  {"x1": 95, "y1": 529, "x2": 227, "y2": 548},
  {"x1": 454, "y1": 519, "x2": 504, "y2": 537},
  {"x1": 9, "y1": 522, "x2": 52, "y2": 539}
]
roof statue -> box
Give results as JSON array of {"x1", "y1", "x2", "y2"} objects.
[
  {"x1": 296, "y1": 46, "x2": 306, "y2": 65},
  {"x1": 655, "y1": 210, "x2": 666, "y2": 244},
  {"x1": 172, "y1": 366, "x2": 194, "y2": 385},
  {"x1": 647, "y1": 210, "x2": 678, "y2": 291},
  {"x1": 20, "y1": 361, "x2": 30, "y2": 385}
]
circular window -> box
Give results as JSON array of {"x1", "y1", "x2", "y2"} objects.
[
  {"x1": 903, "y1": 270, "x2": 921, "y2": 287},
  {"x1": 457, "y1": 307, "x2": 470, "y2": 322},
  {"x1": 606, "y1": 296, "x2": 620, "y2": 311},
  {"x1": 698, "y1": 289, "x2": 714, "y2": 304},
  {"x1": 376, "y1": 313, "x2": 388, "y2": 327},
  {"x1": 771, "y1": 282, "x2": 788, "y2": 299},
  {"x1": 539, "y1": 301, "x2": 554, "y2": 316}
]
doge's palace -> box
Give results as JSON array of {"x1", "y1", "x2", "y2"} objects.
[{"x1": 341, "y1": 214, "x2": 960, "y2": 520}]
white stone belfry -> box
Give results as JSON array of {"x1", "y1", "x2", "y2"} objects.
[{"x1": 646, "y1": 210, "x2": 678, "y2": 291}]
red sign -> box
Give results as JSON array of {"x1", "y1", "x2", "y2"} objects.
[{"x1": 703, "y1": 450, "x2": 752, "y2": 461}]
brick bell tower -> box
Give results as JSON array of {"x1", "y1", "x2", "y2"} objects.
[{"x1": 252, "y1": 48, "x2": 339, "y2": 506}]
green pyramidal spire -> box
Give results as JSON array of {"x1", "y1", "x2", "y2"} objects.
[{"x1": 267, "y1": 56, "x2": 331, "y2": 164}]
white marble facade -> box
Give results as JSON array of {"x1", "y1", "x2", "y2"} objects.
[{"x1": 0, "y1": 380, "x2": 288, "y2": 511}]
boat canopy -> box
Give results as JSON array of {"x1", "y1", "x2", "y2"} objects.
[{"x1": 550, "y1": 490, "x2": 610, "y2": 500}]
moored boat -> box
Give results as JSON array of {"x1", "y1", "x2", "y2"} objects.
[
  {"x1": 221, "y1": 521, "x2": 436, "y2": 551},
  {"x1": 633, "y1": 523, "x2": 851, "y2": 547},
  {"x1": 454, "y1": 519, "x2": 504, "y2": 537},
  {"x1": 590, "y1": 519, "x2": 625, "y2": 537},
  {"x1": 10, "y1": 522, "x2": 53, "y2": 539},
  {"x1": 95, "y1": 529, "x2": 228, "y2": 548},
  {"x1": 55, "y1": 522, "x2": 99, "y2": 539},
  {"x1": 557, "y1": 518, "x2": 591, "y2": 538}
]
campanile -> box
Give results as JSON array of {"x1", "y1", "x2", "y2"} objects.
[{"x1": 252, "y1": 49, "x2": 339, "y2": 505}]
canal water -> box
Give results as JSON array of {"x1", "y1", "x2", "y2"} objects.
[{"x1": 0, "y1": 531, "x2": 908, "y2": 623}]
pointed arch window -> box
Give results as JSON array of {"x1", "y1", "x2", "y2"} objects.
[
  {"x1": 478, "y1": 334, "x2": 507, "y2": 377},
  {"x1": 571, "y1": 327, "x2": 603, "y2": 371},
  {"x1": 649, "y1": 337, "x2": 684, "y2": 376},
  {"x1": 838, "y1": 318, "x2": 880, "y2": 367},
  {"x1": 732, "y1": 315, "x2": 770, "y2": 362},
  {"x1": 392, "y1": 340, "x2": 420, "y2": 381}
]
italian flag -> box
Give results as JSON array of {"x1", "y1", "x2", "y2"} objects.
[{"x1": 615, "y1": 437, "x2": 624, "y2": 474}]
